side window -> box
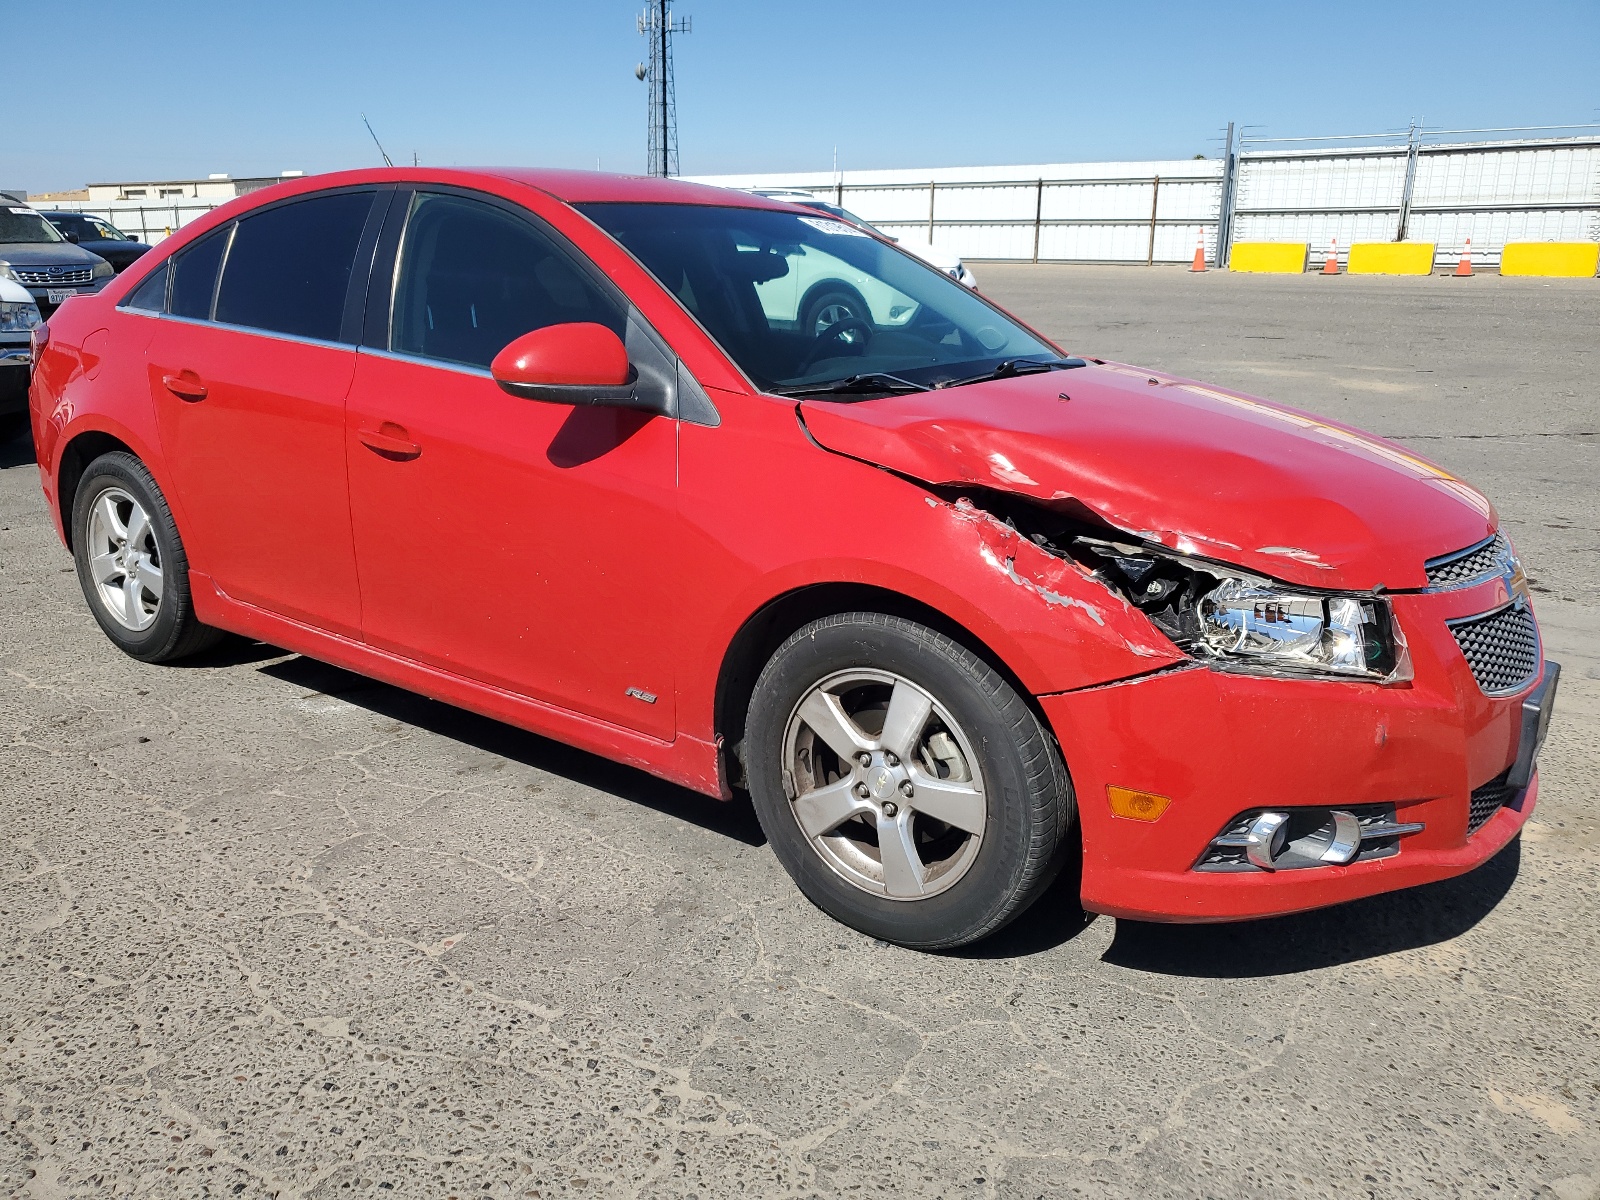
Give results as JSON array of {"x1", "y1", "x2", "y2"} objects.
[
  {"x1": 169, "y1": 227, "x2": 230, "y2": 321},
  {"x1": 391, "y1": 192, "x2": 625, "y2": 370},
  {"x1": 214, "y1": 190, "x2": 375, "y2": 343},
  {"x1": 121, "y1": 261, "x2": 169, "y2": 312}
]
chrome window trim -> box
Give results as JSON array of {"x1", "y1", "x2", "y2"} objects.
[
  {"x1": 355, "y1": 344, "x2": 493, "y2": 379},
  {"x1": 118, "y1": 309, "x2": 356, "y2": 355}
]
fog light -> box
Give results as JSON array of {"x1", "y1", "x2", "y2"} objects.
[
  {"x1": 1200, "y1": 806, "x2": 1418, "y2": 872},
  {"x1": 1107, "y1": 785, "x2": 1172, "y2": 822}
]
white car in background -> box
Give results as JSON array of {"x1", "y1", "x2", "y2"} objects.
[
  {"x1": 743, "y1": 189, "x2": 979, "y2": 346},
  {"x1": 750, "y1": 190, "x2": 979, "y2": 289},
  {"x1": 0, "y1": 273, "x2": 42, "y2": 435}
]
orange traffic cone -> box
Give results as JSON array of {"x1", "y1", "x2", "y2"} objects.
[
  {"x1": 1454, "y1": 237, "x2": 1474, "y2": 277},
  {"x1": 1322, "y1": 237, "x2": 1340, "y2": 275},
  {"x1": 1190, "y1": 232, "x2": 1206, "y2": 272}
]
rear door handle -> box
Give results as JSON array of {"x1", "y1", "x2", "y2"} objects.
[
  {"x1": 162, "y1": 371, "x2": 207, "y2": 402},
  {"x1": 358, "y1": 422, "x2": 422, "y2": 461}
]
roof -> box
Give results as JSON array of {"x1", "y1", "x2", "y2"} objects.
[
  {"x1": 206, "y1": 167, "x2": 794, "y2": 210},
  {"x1": 479, "y1": 168, "x2": 792, "y2": 208}
]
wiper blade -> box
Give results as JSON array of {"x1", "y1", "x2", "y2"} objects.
[
  {"x1": 772, "y1": 372, "x2": 931, "y2": 397},
  {"x1": 935, "y1": 357, "x2": 1087, "y2": 389}
]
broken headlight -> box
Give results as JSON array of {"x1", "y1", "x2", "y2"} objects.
[
  {"x1": 1079, "y1": 540, "x2": 1411, "y2": 683},
  {"x1": 1196, "y1": 579, "x2": 1408, "y2": 680}
]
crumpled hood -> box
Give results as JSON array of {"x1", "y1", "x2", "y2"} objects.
[{"x1": 799, "y1": 362, "x2": 1496, "y2": 591}]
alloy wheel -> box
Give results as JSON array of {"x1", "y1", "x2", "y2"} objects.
[
  {"x1": 85, "y1": 486, "x2": 163, "y2": 632},
  {"x1": 782, "y1": 669, "x2": 987, "y2": 900}
]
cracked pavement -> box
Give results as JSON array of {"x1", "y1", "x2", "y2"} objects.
[{"x1": 3, "y1": 267, "x2": 1599, "y2": 1198}]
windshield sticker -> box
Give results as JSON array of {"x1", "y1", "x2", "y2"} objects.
[
  {"x1": 8, "y1": 208, "x2": 34, "y2": 215},
  {"x1": 799, "y1": 216, "x2": 869, "y2": 237}
]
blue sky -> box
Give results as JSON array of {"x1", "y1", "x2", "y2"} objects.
[{"x1": 8, "y1": 0, "x2": 1598, "y2": 192}]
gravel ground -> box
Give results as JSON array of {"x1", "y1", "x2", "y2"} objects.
[{"x1": 2, "y1": 265, "x2": 1597, "y2": 1199}]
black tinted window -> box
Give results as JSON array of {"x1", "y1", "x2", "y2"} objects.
[
  {"x1": 122, "y1": 262, "x2": 169, "y2": 312},
  {"x1": 48, "y1": 214, "x2": 90, "y2": 237},
  {"x1": 392, "y1": 192, "x2": 624, "y2": 369},
  {"x1": 214, "y1": 191, "x2": 374, "y2": 342},
  {"x1": 169, "y1": 228, "x2": 229, "y2": 320}
]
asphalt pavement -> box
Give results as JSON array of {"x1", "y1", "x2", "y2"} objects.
[{"x1": 2, "y1": 266, "x2": 1597, "y2": 1199}]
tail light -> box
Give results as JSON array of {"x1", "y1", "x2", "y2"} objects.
[{"x1": 30, "y1": 321, "x2": 50, "y2": 357}]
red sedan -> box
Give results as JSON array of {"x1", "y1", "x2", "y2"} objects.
[{"x1": 27, "y1": 168, "x2": 1557, "y2": 948}]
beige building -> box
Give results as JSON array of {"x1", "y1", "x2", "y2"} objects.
[{"x1": 81, "y1": 172, "x2": 303, "y2": 204}]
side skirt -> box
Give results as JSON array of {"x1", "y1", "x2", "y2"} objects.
[{"x1": 189, "y1": 571, "x2": 724, "y2": 798}]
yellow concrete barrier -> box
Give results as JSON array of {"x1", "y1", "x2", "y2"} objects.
[
  {"x1": 1347, "y1": 243, "x2": 1436, "y2": 275},
  {"x1": 1500, "y1": 242, "x2": 1599, "y2": 278},
  {"x1": 1230, "y1": 242, "x2": 1308, "y2": 273}
]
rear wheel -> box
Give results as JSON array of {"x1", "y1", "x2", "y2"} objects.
[
  {"x1": 71, "y1": 452, "x2": 223, "y2": 662},
  {"x1": 802, "y1": 288, "x2": 872, "y2": 345},
  {"x1": 745, "y1": 612, "x2": 1074, "y2": 949}
]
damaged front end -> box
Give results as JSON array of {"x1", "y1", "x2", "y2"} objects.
[{"x1": 952, "y1": 490, "x2": 1412, "y2": 686}]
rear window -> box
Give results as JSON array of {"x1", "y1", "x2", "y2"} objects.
[
  {"x1": 121, "y1": 261, "x2": 169, "y2": 312},
  {"x1": 214, "y1": 191, "x2": 374, "y2": 343},
  {"x1": 169, "y1": 228, "x2": 230, "y2": 321}
]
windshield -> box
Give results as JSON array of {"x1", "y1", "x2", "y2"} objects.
[
  {"x1": 0, "y1": 208, "x2": 66, "y2": 245},
  {"x1": 577, "y1": 203, "x2": 1057, "y2": 394}
]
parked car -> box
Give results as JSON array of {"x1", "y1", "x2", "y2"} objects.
[
  {"x1": 29, "y1": 168, "x2": 1557, "y2": 949},
  {"x1": 39, "y1": 212, "x2": 153, "y2": 272},
  {"x1": 750, "y1": 189, "x2": 979, "y2": 288},
  {"x1": 0, "y1": 204, "x2": 115, "y2": 316},
  {"x1": 0, "y1": 273, "x2": 42, "y2": 433}
]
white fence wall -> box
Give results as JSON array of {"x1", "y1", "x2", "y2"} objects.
[
  {"x1": 693, "y1": 136, "x2": 1600, "y2": 269},
  {"x1": 36, "y1": 137, "x2": 1600, "y2": 268}
]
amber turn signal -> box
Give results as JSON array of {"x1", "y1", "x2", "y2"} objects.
[{"x1": 1107, "y1": 785, "x2": 1172, "y2": 822}]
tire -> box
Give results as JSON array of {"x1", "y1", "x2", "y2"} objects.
[
  {"x1": 801, "y1": 287, "x2": 872, "y2": 342},
  {"x1": 71, "y1": 451, "x2": 224, "y2": 663},
  {"x1": 746, "y1": 612, "x2": 1074, "y2": 949}
]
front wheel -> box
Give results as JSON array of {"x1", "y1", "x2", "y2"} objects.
[
  {"x1": 745, "y1": 612, "x2": 1074, "y2": 949},
  {"x1": 71, "y1": 451, "x2": 223, "y2": 662}
]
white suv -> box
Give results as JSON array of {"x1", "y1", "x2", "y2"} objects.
[{"x1": 750, "y1": 191, "x2": 979, "y2": 289}]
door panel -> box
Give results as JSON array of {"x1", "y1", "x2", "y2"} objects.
[
  {"x1": 142, "y1": 188, "x2": 382, "y2": 637},
  {"x1": 148, "y1": 322, "x2": 361, "y2": 634},
  {"x1": 345, "y1": 351, "x2": 679, "y2": 739}
]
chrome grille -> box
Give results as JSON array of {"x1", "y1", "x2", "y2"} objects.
[
  {"x1": 1447, "y1": 602, "x2": 1540, "y2": 695},
  {"x1": 1468, "y1": 770, "x2": 1515, "y2": 835},
  {"x1": 1425, "y1": 533, "x2": 1511, "y2": 589},
  {"x1": 12, "y1": 266, "x2": 94, "y2": 286}
]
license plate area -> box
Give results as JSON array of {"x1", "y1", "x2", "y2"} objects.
[
  {"x1": 47, "y1": 288, "x2": 79, "y2": 305},
  {"x1": 1507, "y1": 661, "x2": 1560, "y2": 790}
]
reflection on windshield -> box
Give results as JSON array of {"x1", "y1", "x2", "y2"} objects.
[
  {"x1": 0, "y1": 209, "x2": 66, "y2": 245},
  {"x1": 578, "y1": 203, "x2": 1057, "y2": 394}
]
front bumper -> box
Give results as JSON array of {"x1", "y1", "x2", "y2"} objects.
[{"x1": 1043, "y1": 577, "x2": 1553, "y2": 922}]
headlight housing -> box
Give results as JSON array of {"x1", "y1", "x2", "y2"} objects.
[
  {"x1": 91, "y1": 258, "x2": 115, "y2": 280},
  {"x1": 1079, "y1": 538, "x2": 1411, "y2": 683},
  {"x1": 0, "y1": 300, "x2": 42, "y2": 332}
]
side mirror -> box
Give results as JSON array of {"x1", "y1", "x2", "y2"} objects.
[
  {"x1": 491, "y1": 323, "x2": 655, "y2": 411},
  {"x1": 65, "y1": 231, "x2": 80, "y2": 243}
]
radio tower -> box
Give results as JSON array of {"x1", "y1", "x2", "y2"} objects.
[{"x1": 636, "y1": 2, "x2": 690, "y2": 177}]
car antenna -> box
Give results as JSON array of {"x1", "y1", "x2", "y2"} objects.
[{"x1": 361, "y1": 113, "x2": 395, "y2": 167}]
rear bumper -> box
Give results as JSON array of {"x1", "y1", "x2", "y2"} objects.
[{"x1": 1041, "y1": 583, "x2": 1551, "y2": 923}]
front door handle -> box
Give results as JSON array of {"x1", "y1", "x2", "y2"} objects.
[
  {"x1": 358, "y1": 422, "x2": 422, "y2": 461},
  {"x1": 162, "y1": 370, "x2": 207, "y2": 402}
]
